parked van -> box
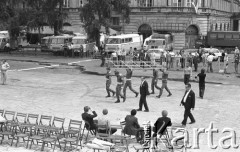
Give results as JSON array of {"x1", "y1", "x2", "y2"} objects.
[
  {"x1": 143, "y1": 35, "x2": 152, "y2": 50},
  {"x1": 71, "y1": 35, "x2": 95, "y2": 53},
  {"x1": 105, "y1": 34, "x2": 143, "y2": 54},
  {"x1": 49, "y1": 35, "x2": 73, "y2": 52},
  {"x1": 0, "y1": 37, "x2": 9, "y2": 50},
  {"x1": 40, "y1": 36, "x2": 52, "y2": 52}
]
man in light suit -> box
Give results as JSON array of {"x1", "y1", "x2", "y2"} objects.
[
  {"x1": 180, "y1": 83, "x2": 195, "y2": 126},
  {"x1": 137, "y1": 77, "x2": 150, "y2": 112}
]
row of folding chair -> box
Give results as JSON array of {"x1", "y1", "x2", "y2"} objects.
[{"x1": 0, "y1": 109, "x2": 85, "y2": 151}]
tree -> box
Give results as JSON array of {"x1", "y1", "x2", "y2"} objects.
[{"x1": 81, "y1": 0, "x2": 131, "y2": 47}]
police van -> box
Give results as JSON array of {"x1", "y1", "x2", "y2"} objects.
[
  {"x1": 71, "y1": 35, "x2": 95, "y2": 53},
  {"x1": 49, "y1": 35, "x2": 73, "y2": 53},
  {"x1": 105, "y1": 34, "x2": 143, "y2": 54}
]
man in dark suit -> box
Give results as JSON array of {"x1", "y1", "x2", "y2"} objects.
[
  {"x1": 180, "y1": 83, "x2": 195, "y2": 126},
  {"x1": 82, "y1": 106, "x2": 98, "y2": 133},
  {"x1": 137, "y1": 77, "x2": 150, "y2": 112}
]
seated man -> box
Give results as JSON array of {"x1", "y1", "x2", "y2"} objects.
[
  {"x1": 98, "y1": 109, "x2": 117, "y2": 135},
  {"x1": 123, "y1": 109, "x2": 144, "y2": 142},
  {"x1": 153, "y1": 110, "x2": 172, "y2": 136},
  {"x1": 82, "y1": 106, "x2": 98, "y2": 133}
]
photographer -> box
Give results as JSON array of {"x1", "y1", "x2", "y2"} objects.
[{"x1": 82, "y1": 106, "x2": 98, "y2": 133}]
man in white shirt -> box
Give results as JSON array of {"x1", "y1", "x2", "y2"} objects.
[
  {"x1": 97, "y1": 109, "x2": 117, "y2": 134},
  {"x1": 1, "y1": 60, "x2": 10, "y2": 85},
  {"x1": 207, "y1": 53, "x2": 214, "y2": 73}
]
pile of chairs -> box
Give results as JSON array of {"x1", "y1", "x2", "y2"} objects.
[{"x1": 0, "y1": 109, "x2": 87, "y2": 151}]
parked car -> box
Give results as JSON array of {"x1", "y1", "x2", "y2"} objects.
[{"x1": 202, "y1": 48, "x2": 224, "y2": 61}]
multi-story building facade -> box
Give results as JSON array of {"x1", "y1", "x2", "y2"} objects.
[{"x1": 115, "y1": 0, "x2": 240, "y2": 50}]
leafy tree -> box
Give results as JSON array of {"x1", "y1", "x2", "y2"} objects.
[{"x1": 81, "y1": 0, "x2": 131, "y2": 47}]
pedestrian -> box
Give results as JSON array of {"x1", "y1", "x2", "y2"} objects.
[
  {"x1": 235, "y1": 46, "x2": 240, "y2": 54},
  {"x1": 207, "y1": 53, "x2": 214, "y2": 73},
  {"x1": 195, "y1": 68, "x2": 206, "y2": 99},
  {"x1": 1, "y1": 60, "x2": 10, "y2": 85},
  {"x1": 150, "y1": 68, "x2": 161, "y2": 94},
  {"x1": 111, "y1": 52, "x2": 117, "y2": 65},
  {"x1": 181, "y1": 50, "x2": 186, "y2": 68},
  {"x1": 105, "y1": 67, "x2": 115, "y2": 97},
  {"x1": 192, "y1": 53, "x2": 199, "y2": 72},
  {"x1": 137, "y1": 77, "x2": 150, "y2": 112},
  {"x1": 122, "y1": 49, "x2": 126, "y2": 62},
  {"x1": 156, "y1": 68, "x2": 172, "y2": 98},
  {"x1": 180, "y1": 83, "x2": 195, "y2": 126},
  {"x1": 5, "y1": 41, "x2": 11, "y2": 54},
  {"x1": 63, "y1": 40, "x2": 69, "y2": 57},
  {"x1": 234, "y1": 53, "x2": 239, "y2": 74},
  {"x1": 183, "y1": 63, "x2": 192, "y2": 85},
  {"x1": 166, "y1": 51, "x2": 171, "y2": 69},
  {"x1": 223, "y1": 53, "x2": 229, "y2": 74},
  {"x1": 123, "y1": 67, "x2": 139, "y2": 102},
  {"x1": 114, "y1": 70, "x2": 124, "y2": 103},
  {"x1": 201, "y1": 53, "x2": 207, "y2": 67},
  {"x1": 175, "y1": 51, "x2": 181, "y2": 70}
]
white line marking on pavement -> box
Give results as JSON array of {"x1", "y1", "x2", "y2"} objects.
[
  {"x1": 68, "y1": 59, "x2": 97, "y2": 65},
  {"x1": 9, "y1": 64, "x2": 60, "y2": 72}
]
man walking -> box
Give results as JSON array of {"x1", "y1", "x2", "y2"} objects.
[
  {"x1": 105, "y1": 67, "x2": 115, "y2": 97},
  {"x1": 156, "y1": 68, "x2": 172, "y2": 98},
  {"x1": 1, "y1": 60, "x2": 10, "y2": 85},
  {"x1": 137, "y1": 77, "x2": 150, "y2": 112},
  {"x1": 115, "y1": 70, "x2": 124, "y2": 103},
  {"x1": 180, "y1": 83, "x2": 195, "y2": 126},
  {"x1": 234, "y1": 52, "x2": 239, "y2": 74},
  {"x1": 207, "y1": 53, "x2": 214, "y2": 73},
  {"x1": 151, "y1": 68, "x2": 161, "y2": 94},
  {"x1": 123, "y1": 67, "x2": 139, "y2": 102}
]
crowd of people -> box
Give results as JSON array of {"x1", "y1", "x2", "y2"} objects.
[{"x1": 104, "y1": 45, "x2": 240, "y2": 75}]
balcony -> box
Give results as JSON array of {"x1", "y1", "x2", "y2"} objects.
[{"x1": 130, "y1": 7, "x2": 233, "y2": 16}]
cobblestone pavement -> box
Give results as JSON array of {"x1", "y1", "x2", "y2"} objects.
[{"x1": 0, "y1": 54, "x2": 239, "y2": 152}]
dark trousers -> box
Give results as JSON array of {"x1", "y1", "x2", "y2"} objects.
[
  {"x1": 181, "y1": 58, "x2": 185, "y2": 68},
  {"x1": 182, "y1": 108, "x2": 195, "y2": 125},
  {"x1": 184, "y1": 74, "x2": 190, "y2": 85},
  {"x1": 139, "y1": 95, "x2": 149, "y2": 111},
  {"x1": 194, "y1": 63, "x2": 198, "y2": 72},
  {"x1": 123, "y1": 80, "x2": 138, "y2": 98},
  {"x1": 151, "y1": 79, "x2": 161, "y2": 93},
  {"x1": 106, "y1": 81, "x2": 115, "y2": 96},
  {"x1": 199, "y1": 84, "x2": 205, "y2": 98},
  {"x1": 159, "y1": 82, "x2": 171, "y2": 96},
  {"x1": 116, "y1": 84, "x2": 124, "y2": 102}
]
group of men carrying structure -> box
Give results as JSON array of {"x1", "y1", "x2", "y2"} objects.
[{"x1": 105, "y1": 66, "x2": 172, "y2": 105}]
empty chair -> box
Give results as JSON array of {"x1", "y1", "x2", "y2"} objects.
[
  {"x1": 41, "y1": 127, "x2": 62, "y2": 151},
  {"x1": 63, "y1": 119, "x2": 83, "y2": 151},
  {"x1": 3, "y1": 110, "x2": 16, "y2": 123},
  {"x1": 28, "y1": 125, "x2": 47, "y2": 149},
  {"x1": 0, "y1": 110, "x2": 17, "y2": 144},
  {"x1": 15, "y1": 112, "x2": 27, "y2": 124},
  {"x1": 39, "y1": 115, "x2": 52, "y2": 126},
  {"x1": 11, "y1": 123, "x2": 32, "y2": 147},
  {"x1": 51, "y1": 116, "x2": 65, "y2": 134},
  {"x1": 26, "y1": 114, "x2": 39, "y2": 126}
]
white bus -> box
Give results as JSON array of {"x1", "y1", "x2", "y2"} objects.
[{"x1": 105, "y1": 34, "x2": 143, "y2": 54}]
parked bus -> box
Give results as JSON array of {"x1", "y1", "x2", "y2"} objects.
[
  {"x1": 105, "y1": 34, "x2": 143, "y2": 54},
  {"x1": 49, "y1": 35, "x2": 73, "y2": 53},
  {"x1": 195, "y1": 31, "x2": 240, "y2": 52}
]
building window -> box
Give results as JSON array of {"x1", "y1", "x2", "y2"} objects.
[
  {"x1": 137, "y1": 0, "x2": 154, "y2": 7},
  {"x1": 186, "y1": 0, "x2": 197, "y2": 7},
  {"x1": 201, "y1": 0, "x2": 205, "y2": 7},
  {"x1": 173, "y1": 0, "x2": 182, "y2": 7},
  {"x1": 112, "y1": 17, "x2": 120, "y2": 26},
  {"x1": 63, "y1": 0, "x2": 70, "y2": 8},
  {"x1": 78, "y1": 0, "x2": 83, "y2": 7}
]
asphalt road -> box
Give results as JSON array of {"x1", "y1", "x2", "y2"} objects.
[{"x1": 0, "y1": 53, "x2": 239, "y2": 152}]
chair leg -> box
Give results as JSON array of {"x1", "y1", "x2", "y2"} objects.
[
  {"x1": 85, "y1": 130, "x2": 89, "y2": 142},
  {"x1": 10, "y1": 136, "x2": 14, "y2": 146}
]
